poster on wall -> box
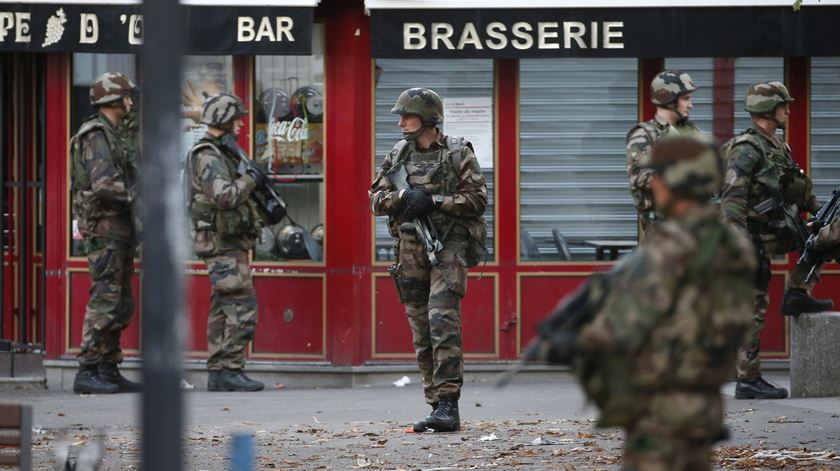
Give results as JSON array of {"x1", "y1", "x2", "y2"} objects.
[
  {"x1": 443, "y1": 97, "x2": 493, "y2": 170},
  {"x1": 179, "y1": 57, "x2": 233, "y2": 158}
]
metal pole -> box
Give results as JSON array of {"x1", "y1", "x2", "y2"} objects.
[
  {"x1": 140, "y1": 0, "x2": 185, "y2": 469},
  {"x1": 17, "y1": 53, "x2": 28, "y2": 344},
  {"x1": 0, "y1": 53, "x2": 6, "y2": 338},
  {"x1": 38, "y1": 55, "x2": 47, "y2": 347}
]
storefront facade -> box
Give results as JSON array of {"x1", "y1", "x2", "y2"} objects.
[{"x1": 2, "y1": 0, "x2": 840, "y2": 371}]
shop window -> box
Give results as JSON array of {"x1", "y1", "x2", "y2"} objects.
[
  {"x1": 69, "y1": 53, "x2": 137, "y2": 257},
  {"x1": 372, "y1": 59, "x2": 495, "y2": 263},
  {"x1": 519, "y1": 58, "x2": 637, "y2": 261},
  {"x1": 810, "y1": 58, "x2": 840, "y2": 201},
  {"x1": 253, "y1": 24, "x2": 325, "y2": 262}
]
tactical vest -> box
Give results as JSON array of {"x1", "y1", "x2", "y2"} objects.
[
  {"x1": 70, "y1": 115, "x2": 131, "y2": 230},
  {"x1": 723, "y1": 128, "x2": 812, "y2": 240},
  {"x1": 186, "y1": 137, "x2": 260, "y2": 255},
  {"x1": 386, "y1": 136, "x2": 488, "y2": 267}
]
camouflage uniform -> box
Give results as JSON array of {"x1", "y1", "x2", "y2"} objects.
[
  {"x1": 188, "y1": 132, "x2": 261, "y2": 371},
  {"x1": 71, "y1": 75, "x2": 138, "y2": 368},
  {"x1": 627, "y1": 71, "x2": 703, "y2": 237},
  {"x1": 370, "y1": 128, "x2": 487, "y2": 404},
  {"x1": 721, "y1": 83, "x2": 819, "y2": 382},
  {"x1": 811, "y1": 218, "x2": 840, "y2": 259},
  {"x1": 576, "y1": 137, "x2": 755, "y2": 471}
]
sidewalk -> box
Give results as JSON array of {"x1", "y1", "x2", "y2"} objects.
[{"x1": 5, "y1": 372, "x2": 840, "y2": 470}]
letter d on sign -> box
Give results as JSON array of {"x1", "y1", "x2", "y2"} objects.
[
  {"x1": 404, "y1": 23, "x2": 426, "y2": 50},
  {"x1": 80, "y1": 13, "x2": 99, "y2": 44}
]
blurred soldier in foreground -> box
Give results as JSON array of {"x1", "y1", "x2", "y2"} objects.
[
  {"x1": 525, "y1": 136, "x2": 755, "y2": 470},
  {"x1": 70, "y1": 72, "x2": 142, "y2": 394},
  {"x1": 370, "y1": 88, "x2": 488, "y2": 432},
  {"x1": 187, "y1": 93, "x2": 266, "y2": 392},
  {"x1": 721, "y1": 81, "x2": 831, "y2": 399},
  {"x1": 626, "y1": 70, "x2": 704, "y2": 237}
]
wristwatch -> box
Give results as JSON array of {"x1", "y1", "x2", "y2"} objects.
[{"x1": 433, "y1": 194, "x2": 445, "y2": 208}]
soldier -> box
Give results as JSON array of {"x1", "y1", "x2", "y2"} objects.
[
  {"x1": 70, "y1": 72, "x2": 142, "y2": 394},
  {"x1": 187, "y1": 93, "x2": 266, "y2": 392},
  {"x1": 721, "y1": 81, "x2": 831, "y2": 399},
  {"x1": 573, "y1": 136, "x2": 755, "y2": 470},
  {"x1": 627, "y1": 70, "x2": 703, "y2": 237},
  {"x1": 782, "y1": 214, "x2": 840, "y2": 315},
  {"x1": 369, "y1": 88, "x2": 488, "y2": 432}
]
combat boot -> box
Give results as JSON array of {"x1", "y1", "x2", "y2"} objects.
[
  {"x1": 412, "y1": 402, "x2": 438, "y2": 433},
  {"x1": 207, "y1": 370, "x2": 221, "y2": 391},
  {"x1": 735, "y1": 377, "x2": 788, "y2": 399},
  {"x1": 73, "y1": 365, "x2": 119, "y2": 395},
  {"x1": 781, "y1": 288, "x2": 833, "y2": 317},
  {"x1": 213, "y1": 369, "x2": 264, "y2": 392},
  {"x1": 425, "y1": 399, "x2": 460, "y2": 432},
  {"x1": 98, "y1": 363, "x2": 142, "y2": 393}
]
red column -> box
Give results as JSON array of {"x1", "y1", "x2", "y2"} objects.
[
  {"x1": 324, "y1": 2, "x2": 371, "y2": 365},
  {"x1": 786, "y1": 57, "x2": 809, "y2": 171},
  {"x1": 494, "y1": 59, "x2": 520, "y2": 358},
  {"x1": 712, "y1": 58, "x2": 735, "y2": 144},
  {"x1": 639, "y1": 58, "x2": 664, "y2": 122},
  {"x1": 44, "y1": 54, "x2": 70, "y2": 358}
]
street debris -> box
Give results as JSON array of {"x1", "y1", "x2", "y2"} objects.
[{"x1": 393, "y1": 376, "x2": 411, "y2": 387}]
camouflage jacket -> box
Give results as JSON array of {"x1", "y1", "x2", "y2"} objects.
[
  {"x1": 369, "y1": 130, "x2": 488, "y2": 241},
  {"x1": 70, "y1": 112, "x2": 135, "y2": 242},
  {"x1": 721, "y1": 124, "x2": 819, "y2": 254},
  {"x1": 575, "y1": 205, "x2": 756, "y2": 433},
  {"x1": 626, "y1": 115, "x2": 702, "y2": 217},
  {"x1": 187, "y1": 133, "x2": 261, "y2": 257}
]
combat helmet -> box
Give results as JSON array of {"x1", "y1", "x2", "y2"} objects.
[
  {"x1": 90, "y1": 72, "x2": 137, "y2": 106},
  {"x1": 201, "y1": 93, "x2": 248, "y2": 128},
  {"x1": 391, "y1": 88, "x2": 444, "y2": 126},
  {"x1": 644, "y1": 135, "x2": 722, "y2": 201},
  {"x1": 744, "y1": 81, "x2": 794, "y2": 114},
  {"x1": 651, "y1": 71, "x2": 698, "y2": 107},
  {"x1": 275, "y1": 225, "x2": 309, "y2": 259}
]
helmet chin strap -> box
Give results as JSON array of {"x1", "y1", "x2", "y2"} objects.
[{"x1": 402, "y1": 125, "x2": 431, "y2": 142}]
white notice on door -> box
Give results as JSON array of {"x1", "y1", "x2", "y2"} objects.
[{"x1": 443, "y1": 97, "x2": 493, "y2": 170}]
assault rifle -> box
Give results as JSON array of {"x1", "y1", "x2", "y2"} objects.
[
  {"x1": 753, "y1": 191, "x2": 810, "y2": 251},
  {"x1": 497, "y1": 273, "x2": 612, "y2": 388},
  {"x1": 220, "y1": 134, "x2": 323, "y2": 262},
  {"x1": 385, "y1": 162, "x2": 443, "y2": 266},
  {"x1": 796, "y1": 187, "x2": 840, "y2": 284}
]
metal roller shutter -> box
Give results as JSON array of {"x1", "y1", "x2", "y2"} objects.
[
  {"x1": 372, "y1": 59, "x2": 496, "y2": 262},
  {"x1": 519, "y1": 58, "x2": 638, "y2": 260},
  {"x1": 811, "y1": 58, "x2": 840, "y2": 201}
]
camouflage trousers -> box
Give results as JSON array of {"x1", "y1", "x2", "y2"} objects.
[
  {"x1": 623, "y1": 424, "x2": 713, "y2": 471},
  {"x1": 398, "y1": 223, "x2": 468, "y2": 404},
  {"x1": 786, "y1": 260, "x2": 823, "y2": 290},
  {"x1": 736, "y1": 251, "x2": 769, "y2": 380},
  {"x1": 203, "y1": 250, "x2": 258, "y2": 371},
  {"x1": 78, "y1": 236, "x2": 135, "y2": 367}
]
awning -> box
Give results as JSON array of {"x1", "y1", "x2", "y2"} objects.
[
  {"x1": 367, "y1": 1, "x2": 840, "y2": 58},
  {"x1": 0, "y1": 1, "x2": 319, "y2": 54}
]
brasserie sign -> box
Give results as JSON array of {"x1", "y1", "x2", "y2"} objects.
[
  {"x1": 0, "y1": 3, "x2": 312, "y2": 54},
  {"x1": 371, "y1": 6, "x2": 840, "y2": 58}
]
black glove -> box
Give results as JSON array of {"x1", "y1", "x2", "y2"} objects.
[
  {"x1": 238, "y1": 159, "x2": 267, "y2": 188},
  {"x1": 402, "y1": 189, "x2": 434, "y2": 220}
]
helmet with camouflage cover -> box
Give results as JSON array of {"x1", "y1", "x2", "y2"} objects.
[
  {"x1": 391, "y1": 88, "x2": 444, "y2": 127},
  {"x1": 651, "y1": 71, "x2": 698, "y2": 106},
  {"x1": 744, "y1": 81, "x2": 794, "y2": 114},
  {"x1": 90, "y1": 72, "x2": 137, "y2": 106},
  {"x1": 644, "y1": 135, "x2": 722, "y2": 201},
  {"x1": 201, "y1": 93, "x2": 248, "y2": 128}
]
